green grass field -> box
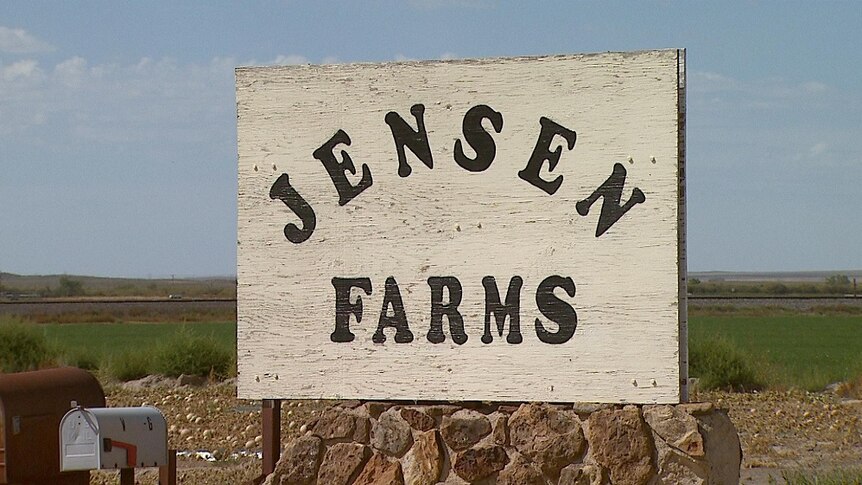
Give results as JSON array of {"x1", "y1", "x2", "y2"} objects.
[
  {"x1": 4, "y1": 314, "x2": 861, "y2": 391},
  {"x1": 689, "y1": 314, "x2": 862, "y2": 390},
  {"x1": 30, "y1": 321, "x2": 236, "y2": 380},
  {"x1": 42, "y1": 321, "x2": 235, "y2": 360}
]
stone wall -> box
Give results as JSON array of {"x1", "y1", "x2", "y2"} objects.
[{"x1": 263, "y1": 401, "x2": 740, "y2": 485}]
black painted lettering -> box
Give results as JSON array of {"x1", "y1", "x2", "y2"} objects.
[
  {"x1": 330, "y1": 277, "x2": 372, "y2": 343},
  {"x1": 427, "y1": 276, "x2": 467, "y2": 345},
  {"x1": 373, "y1": 276, "x2": 414, "y2": 344},
  {"x1": 454, "y1": 104, "x2": 504, "y2": 172},
  {"x1": 534, "y1": 275, "x2": 577, "y2": 344},
  {"x1": 385, "y1": 104, "x2": 434, "y2": 177},
  {"x1": 481, "y1": 276, "x2": 523, "y2": 344},
  {"x1": 518, "y1": 117, "x2": 577, "y2": 195},
  {"x1": 269, "y1": 173, "x2": 316, "y2": 244},
  {"x1": 313, "y1": 129, "x2": 373, "y2": 206},
  {"x1": 576, "y1": 162, "x2": 645, "y2": 237}
]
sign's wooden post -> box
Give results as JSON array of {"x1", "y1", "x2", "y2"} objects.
[
  {"x1": 236, "y1": 50, "x2": 686, "y2": 407},
  {"x1": 261, "y1": 400, "x2": 281, "y2": 479}
]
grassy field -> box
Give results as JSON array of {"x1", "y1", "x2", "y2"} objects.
[
  {"x1": 0, "y1": 317, "x2": 236, "y2": 380},
  {"x1": 42, "y1": 321, "x2": 235, "y2": 361},
  {"x1": 3, "y1": 311, "x2": 861, "y2": 392},
  {"x1": 689, "y1": 314, "x2": 862, "y2": 390},
  {"x1": 44, "y1": 315, "x2": 862, "y2": 391}
]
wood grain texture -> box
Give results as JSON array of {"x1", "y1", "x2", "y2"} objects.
[
  {"x1": 236, "y1": 50, "x2": 685, "y2": 403},
  {"x1": 677, "y1": 50, "x2": 689, "y2": 402}
]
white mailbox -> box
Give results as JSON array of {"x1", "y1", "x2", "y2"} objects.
[{"x1": 59, "y1": 406, "x2": 168, "y2": 471}]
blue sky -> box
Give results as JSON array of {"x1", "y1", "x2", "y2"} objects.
[{"x1": 1, "y1": 1, "x2": 860, "y2": 277}]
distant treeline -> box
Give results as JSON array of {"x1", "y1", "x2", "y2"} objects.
[
  {"x1": 0, "y1": 273, "x2": 236, "y2": 300},
  {"x1": 689, "y1": 274, "x2": 858, "y2": 296}
]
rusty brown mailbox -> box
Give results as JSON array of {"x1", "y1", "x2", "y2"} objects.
[{"x1": 0, "y1": 367, "x2": 105, "y2": 485}]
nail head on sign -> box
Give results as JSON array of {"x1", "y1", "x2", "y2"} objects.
[
  {"x1": 627, "y1": 156, "x2": 634, "y2": 164},
  {"x1": 650, "y1": 156, "x2": 657, "y2": 164}
]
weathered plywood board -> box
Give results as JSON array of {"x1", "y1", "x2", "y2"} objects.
[{"x1": 236, "y1": 50, "x2": 686, "y2": 403}]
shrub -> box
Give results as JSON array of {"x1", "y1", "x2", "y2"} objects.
[
  {"x1": 689, "y1": 336, "x2": 764, "y2": 392},
  {"x1": 836, "y1": 375, "x2": 862, "y2": 399},
  {"x1": 55, "y1": 276, "x2": 85, "y2": 297},
  {"x1": 103, "y1": 350, "x2": 152, "y2": 382},
  {"x1": 0, "y1": 317, "x2": 56, "y2": 372},
  {"x1": 765, "y1": 282, "x2": 788, "y2": 295},
  {"x1": 62, "y1": 350, "x2": 101, "y2": 371},
  {"x1": 154, "y1": 329, "x2": 233, "y2": 379},
  {"x1": 825, "y1": 274, "x2": 851, "y2": 290}
]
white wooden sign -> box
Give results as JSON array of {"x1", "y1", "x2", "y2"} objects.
[{"x1": 236, "y1": 49, "x2": 687, "y2": 403}]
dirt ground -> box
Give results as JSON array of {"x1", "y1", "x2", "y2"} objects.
[
  {"x1": 695, "y1": 389, "x2": 862, "y2": 483},
  {"x1": 89, "y1": 380, "x2": 862, "y2": 484}
]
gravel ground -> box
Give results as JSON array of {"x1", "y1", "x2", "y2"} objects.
[
  {"x1": 694, "y1": 389, "x2": 862, "y2": 483},
  {"x1": 91, "y1": 379, "x2": 332, "y2": 485},
  {"x1": 88, "y1": 380, "x2": 862, "y2": 484}
]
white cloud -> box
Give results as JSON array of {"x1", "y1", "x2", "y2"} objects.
[
  {"x1": 791, "y1": 141, "x2": 834, "y2": 165},
  {"x1": 0, "y1": 51, "x2": 329, "y2": 141},
  {"x1": 394, "y1": 53, "x2": 415, "y2": 62},
  {"x1": 1, "y1": 59, "x2": 43, "y2": 81},
  {"x1": 0, "y1": 26, "x2": 54, "y2": 54},
  {"x1": 691, "y1": 70, "x2": 830, "y2": 102},
  {"x1": 238, "y1": 54, "x2": 310, "y2": 66},
  {"x1": 439, "y1": 52, "x2": 459, "y2": 60},
  {"x1": 808, "y1": 142, "x2": 828, "y2": 157},
  {"x1": 0, "y1": 55, "x2": 238, "y2": 143},
  {"x1": 688, "y1": 68, "x2": 857, "y2": 172},
  {"x1": 689, "y1": 71, "x2": 738, "y2": 93},
  {"x1": 267, "y1": 54, "x2": 308, "y2": 65},
  {"x1": 53, "y1": 56, "x2": 88, "y2": 87},
  {"x1": 803, "y1": 81, "x2": 827, "y2": 93}
]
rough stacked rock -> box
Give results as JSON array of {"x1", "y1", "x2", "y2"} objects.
[
  {"x1": 264, "y1": 401, "x2": 741, "y2": 485},
  {"x1": 587, "y1": 406, "x2": 656, "y2": 485},
  {"x1": 508, "y1": 403, "x2": 586, "y2": 477}
]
